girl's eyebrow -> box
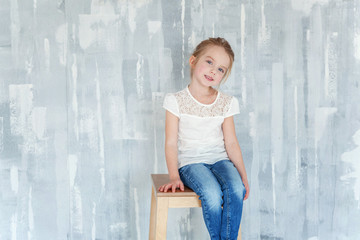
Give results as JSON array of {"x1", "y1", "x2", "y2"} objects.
[{"x1": 205, "y1": 56, "x2": 228, "y2": 70}]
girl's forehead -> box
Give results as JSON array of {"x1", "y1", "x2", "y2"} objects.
[{"x1": 201, "y1": 46, "x2": 231, "y2": 67}]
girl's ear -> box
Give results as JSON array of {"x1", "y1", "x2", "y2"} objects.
[{"x1": 189, "y1": 55, "x2": 196, "y2": 67}]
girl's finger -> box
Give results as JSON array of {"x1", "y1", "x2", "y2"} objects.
[
  {"x1": 180, "y1": 182, "x2": 184, "y2": 191},
  {"x1": 244, "y1": 189, "x2": 249, "y2": 200}
]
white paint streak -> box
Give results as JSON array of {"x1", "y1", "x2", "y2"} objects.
[
  {"x1": 241, "y1": 4, "x2": 246, "y2": 64},
  {"x1": 91, "y1": 202, "x2": 96, "y2": 240},
  {"x1": 11, "y1": 0, "x2": 20, "y2": 62},
  {"x1": 308, "y1": 237, "x2": 319, "y2": 240},
  {"x1": 324, "y1": 35, "x2": 329, "y2": 96},
  {"x1": 98, "y1": 166, "x2": 104, "y2": 187},
  {"x1": 325, "y1": 33, "x2": 338, "y2": 102},
  {"x1": 71, "y1": 54, "x2": 79, "y2": 140},
  {"x1": 258, "y1": 0, "x2": 269, "y2": 48},
  {"x1": 148, "y1": 21, "x2": 161, "y2": 36},
  {"x1": 0, "y1": 117, "x2": 3, "y2": 153},
  {"x1": 118, "y1": 94, "x2": 132, "y2": 139},
  {"x1": 355, "y1": 32, "x2": 360, "y2": 60},
  {"x1": 128, "y1": 3, "x2": 137, "y2": 33},
  {"x1": 79, "y1": 110, "x2": 97, "y2": 140},
  {"x1": 25, "y1": 55, "x2": 34, "y2": 74},
  {"x1": 314, "y1": 107, "x2": 337, "y2": 222},
  {"x1": 91, "y1": 0, "x2": 115, "y2": 15},
  {"x1": 28, "y1": 187, "x2": 34, "y2": 238},
  {"x1": 10, "y1": 166, "x2": 18, "y2": 194},
  {"x1": 134, "y1": 188, "x2": 141, "y2": 240},
  {"x1": 291, "y1": 0, "x2": 329, "y2": 15},
  {"x1": 314, "y1": 108, "x2": 337, "y2": 143},
  {"x1": 181, "y1": 0, "x2": 185, "y2": 80},
  {"x1": 248, "y1": 110, "x2": 261, "y2": 237},
  {"x1": 261, "y1": 0, "x2": 266, "y2": 38},
  {"x1": 341, "y1": 129, "x2": 360, "y2": 208},
  {"x1": 72, "y1": 23, "x2": 76, "y2": 43},
  {"x1": 9, "y1": 84, "x2": 33, "y2": 136},
  {"x1": 69, "y1": 155, "x2": 78, "y2": 188},
  {"x1": 109, "y1": 96, "x2": 124, "y2": 139},
  {"x1": 33, "y1": 0, "x2": 37, "y2": 17},
  {"x1": 11, "y1": 213, "x2": 17, "y2": 240},
  {"x1": 95, "y1": 61, "x2": 104, "y2": 159},
  {"x1": 55, "y1": 24, "x2": 67, "y2": 66},
  {"x1": 294, "y1": 87, "x2": 300, "y2": 180},
  {"x1": 109, "y1": 222, "x2": 127, "y2": 233},
  {"x1": 78, "y1": 15, "x2": 119, "y2": 50},
  {"x1": 152, "y1": 92, "x2": 165, "y2": 172},
  {"x1": 32, "y1": 107, "x2": 46, "y2": 140},
  {"x1": 241, "y1": 4, "x2": 246, "y2": 106},
  {"x1": 212, "y1": 22, "x2": 215, "y2": 37},
  {"x1": 44, "y1": 38, "x2": 50, "y2": 71},
  {"x1": 271, "y1": 63, "x2": 284, "y2": 225},
  {"x1": 160, "y1": 48, "x2": 173, "y2": 88},
  {"x1": 95, "y1": 60, "x2": 106, "y2": 199},
  {"x1": 306, "y1": 29, "x2": 310, "y2": 41},
  {"x1": 136, "y1": 53, "x2": 145, "y2": 99},
  {"x1": 72, "y1": 186, "x2": 83, "y2": 233},
  {"x1": 249, "y1": 112, "x2": 256, "y2": 139},
  {"x1": 69, "y1": 155, "x2": 83, "y2": 234}
]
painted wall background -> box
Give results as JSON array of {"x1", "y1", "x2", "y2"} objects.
[{"x1": 0, "y1": 0, "x2": 359, "y2": 239}]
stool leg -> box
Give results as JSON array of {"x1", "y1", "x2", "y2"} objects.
[
  {"x1": 155, "y1": 197, "x2": 169, "y2": 240},
  {"x1": 149, "y1": 187, "x2": 156, "y2": 240},
  {"x1": 237, "y1": 225, "x2": 242, "y2": 240}
]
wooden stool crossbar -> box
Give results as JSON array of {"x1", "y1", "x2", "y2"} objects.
[{"x1": 149, "y1": 174, "x2": 242, "y2": 240}]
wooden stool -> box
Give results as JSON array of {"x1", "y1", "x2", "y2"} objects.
[{"x1": 149, "y1": 174, "x2": 242, "y2": 240}]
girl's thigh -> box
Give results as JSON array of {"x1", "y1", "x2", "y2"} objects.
[
  {"x1": 179, "y1": 163, "x2": 222, "y2": 197},
  {"x1": 211, "y1": 160, "x2": 245, "y2": 194}
]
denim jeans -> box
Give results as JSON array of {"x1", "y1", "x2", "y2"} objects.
[{"x1": 179, "y1": 160, "x2": 246, "y2": 240}]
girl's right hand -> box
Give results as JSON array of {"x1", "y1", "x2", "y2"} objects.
[{"x1": 158, "y1": 179, "x2": 185, "y2": 193}]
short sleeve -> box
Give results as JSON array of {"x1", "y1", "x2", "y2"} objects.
[
  {"x1": 163, "y1": 93, "x2": 180, "y2": 117},
  {"x1": 224, "y1": 97, "x2": 240, "y2": 118}
]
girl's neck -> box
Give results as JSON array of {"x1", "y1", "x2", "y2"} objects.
[{"x1": 188, "y1": 82, "x2": 217, "y2": 97}]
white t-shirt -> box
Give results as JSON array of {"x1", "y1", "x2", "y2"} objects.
[{"x1": 163, "y1": 86, "x2": 240, "y2": 168}]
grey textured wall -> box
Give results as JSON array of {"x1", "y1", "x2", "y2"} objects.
[{"x1": 0, "y1": 0, "x2": 360, "y2": 239}]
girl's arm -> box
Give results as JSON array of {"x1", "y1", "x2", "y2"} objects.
[
  {"x1": 158, "y1": 111, "x2": 184, "y2": 193},
  {"x1": 222, "y1": 116, "x2": 250, "y2": 200}
]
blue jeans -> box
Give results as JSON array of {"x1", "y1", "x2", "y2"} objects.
[{"x1": 179, "y1": 160, "x2": 246, "y2": 240}]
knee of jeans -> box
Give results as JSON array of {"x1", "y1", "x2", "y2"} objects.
[
  {"x1": 228, "y1": 184, "x2": 246, "y2": 202},
  {"x1": 200, "y1": 189, "x2": 223, "y2": 209}
]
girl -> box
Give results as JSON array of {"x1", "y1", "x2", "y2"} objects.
[{"x1": 159, "y1": 37, "x2": 249, "y2": 240}]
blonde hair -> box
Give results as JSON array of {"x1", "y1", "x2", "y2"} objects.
[{"x1": 190, "y1": 37, "x2": 234, "y2": 84}]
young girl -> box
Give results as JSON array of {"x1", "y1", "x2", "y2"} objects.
[{"x1": 159, "y1": 37, "x2": 249, "y2": 240}]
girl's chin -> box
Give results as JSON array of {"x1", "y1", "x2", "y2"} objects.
[{"x1": 203, "y1": 77, "x2": 216, "y2": 83}]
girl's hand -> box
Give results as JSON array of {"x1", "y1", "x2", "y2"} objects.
[
  {"x1": 243, "y1": 180, "x2": 250, "y2": 200},
  {"x1": 158, "y1": 179, "x2": 185, "y2": 193}
]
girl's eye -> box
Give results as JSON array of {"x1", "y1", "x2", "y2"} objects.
[
  {"x1": 206, "y1": 60, "x2": 212, "y2": 65},
  {"x1": 218, "y1": 68, "x2": 224, "y2": 73}
]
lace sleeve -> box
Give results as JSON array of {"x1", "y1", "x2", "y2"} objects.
[
  {"x1": 163, "y1": 93, "x2": 180, "y2": 117},
  {"x1": 224, "y1": 97, "x2": 240, "y2": 118}
]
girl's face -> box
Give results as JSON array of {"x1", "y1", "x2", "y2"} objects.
[{"x1": 190, "y1": 46, "x2": 231, "y2": 88}]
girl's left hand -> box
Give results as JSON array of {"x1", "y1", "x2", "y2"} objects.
[{"x1": 243, "y1": 181, "x2": 250, "y2": 200}]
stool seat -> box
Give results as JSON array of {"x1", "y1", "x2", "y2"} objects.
[
  {"x1": 149, "y1": 174, "x2": 242, "y2": 239},
  {"x1": 152, "y1": 174, "x2": 199, "y2": 197}
]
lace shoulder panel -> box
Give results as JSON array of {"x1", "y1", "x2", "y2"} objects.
[{"x1": 174, "y1": 89, "x2": 233, "y2": 117}]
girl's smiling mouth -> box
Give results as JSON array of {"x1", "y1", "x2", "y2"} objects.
[{"x1": 205, "y1": 75, "x2": 214, "y2": 81}]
